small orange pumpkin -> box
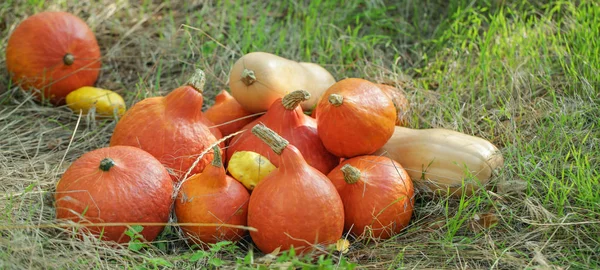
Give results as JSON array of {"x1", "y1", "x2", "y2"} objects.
[
  {"x1": 6, "y1": 11, "x2": 101, "y2": 105},
  {"x1": 175, "y1": 146, "x2": 250, "y2": 247},
  {"x1": 247, "y1": 124, "x2": 344, "y2": 255},
  {"x1": 55, "y1": 146, "x2": 173, "y2": 244},
  {"x1": 316, "y1": 78, "x2": 396, "y2": 158},
  {"x1": 310, "y1": 82, "x2": 409, "y2": 127},
  {"x1": 327, "y1": 155, "x2": 414, "y2": 240}
]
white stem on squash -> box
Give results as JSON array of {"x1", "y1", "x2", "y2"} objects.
[
  {"x1": 211, "y1": 145, "x2": 222, "y2": 168},
  {"x1": 282, "y1": 90, "x2": 311, "y2": 110},
  {"x1": 251, "y1": 124, "x2": 289, "y2": 155},
  {"x1": 328, "y1": 94, "x2": 344, "y2": 107},
  {"x1": 340, "y1": 164, "x2": 361, "y2": 184},
  {"x1": 187, "y1": 69, "x2": 206, "y2": 93},
  {"x1": 241, "y1": 68, "x2": 257, "y2": 86}
]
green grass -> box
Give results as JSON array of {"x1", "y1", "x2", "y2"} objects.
[{"x1": 1, "y1": 0, "x2": 599, "y2": 269}]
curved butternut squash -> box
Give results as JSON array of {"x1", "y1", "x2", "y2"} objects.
[{"x1": 374, "y1": 127, "x2": 504, "y2": 197}]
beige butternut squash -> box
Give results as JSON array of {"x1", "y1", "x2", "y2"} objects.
[
  {"x1": 229, "y1": 52, "x2": 336, "y2": 113},
  {"x1": 374, "y1": 127, "x2": 504, "y2": 197}
]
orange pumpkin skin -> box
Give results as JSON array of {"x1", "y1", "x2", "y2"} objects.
[
  {"x1": 55, "y1": 146, "x2": 173, "y2": 244},
  {"x1": 204, "y1": 90, "x2": 259, "y2": 138},
  {"x1": 6, "y1": 11, "x2": 101, "y2": 105},
  {"x1": 109, "y1": 71, "x2": 223, "y2": 181},
  {"x1": 248, "y1": 125, "x2": 344, "y2": 255},
  {"x1": 316, "y1": 78, "x2": 396, "y2": 158},
  {"x1": 227, "y1": 90, "x2": 339, "y2": 175},
  {"x1": 175, "y1": 147, "x2": 250, "y2": 247},
  {"x1": 327, "y1": 156, "x2": 414, "y2": 240},
  {"x1": 377, "y1": 84, "x2": 410, "y2": 126}
]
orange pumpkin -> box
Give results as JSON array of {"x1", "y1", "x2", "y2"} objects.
[
  {"x1": 204, "y1": 90, "x2": 260, "y2": 138},
  {"x1": 316, "y1": 78, "x2": 396, "y2": 158},
  {"x1": 247, "y1": 124, "x2": 344, "y2": 255},
  {"x1": 327, "y1": 156, "x2": 414, "y2": 240},
  {"x1": 310, "y1": 82, "x2": 409, "y2": 127},
  {"x1": 377, "y1": 84, "x2": 410, "y2": 126},
  {"x1": 6, "y1": 11, "x2": 101, "y2": 105},
  {"x1": 109, "y1": 69, "x2": 223, "y2": 181},
  {"x1": 55, "y1": 146, "x2": 173, "y2": 244},
  {"x1": 175, "y1": 146, "x2": 250, "y2": 247}
]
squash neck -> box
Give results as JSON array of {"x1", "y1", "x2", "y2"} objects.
[
  {"x1": 164, "y1": 87, "x2": 204, "y2": 119},
  {"x1": 165, "y1": 69, "x2": 208, "y2": 118}
]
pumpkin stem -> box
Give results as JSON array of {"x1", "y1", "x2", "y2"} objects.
[
  {"x1": 282, "y1": 90, "x2": 311, "y2": 110},
  {"x1": 328, "y1": 94, "x2": 344, "y2": 107},
  {"x1": 241, "y1": 68, "x2": 256, "y2": 86},
  {"x1": 211, "y1": 146, "x2": 222, "y2": 167},
  {"x1": 63, "y1": 53, "x2": 75, "y2": 66},
  {"x1": 99, "y1": 158, "x2": 116, "y2": 172},
  {"x1": 340, "y1": 164, "x2": 361, "y2": 184},
  {"x1": 187, "y1": 69, "x2": 206, "y2": 93},
  {"x1": 251, "y1": 123, "x2": 289, "y2": 155}
]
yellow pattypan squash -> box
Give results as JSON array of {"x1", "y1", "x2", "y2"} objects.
[
  {"x1": 66, "y1": 86, "x2": 126, "y2": 118},
  {"x1": 227, "y1": 151, "x2": 276, "y2": 190}
]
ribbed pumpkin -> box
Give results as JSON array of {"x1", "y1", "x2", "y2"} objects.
[
  {"x1": 247, "y1": 124, "x2": 344, "y2": 255},
  {"x1": 6, "y1": 11, "x2": 101, "y2": 105},
  {"x1": 55, "y1": 146, "x2": 173, "y2": 244},
  {"x1": 227, "y1": 90, "x2": 339, "y2": 175},
  {"x1": 316, "y1": 78, "x2": 396, "y2": 158},
  {"x1": 175, "y1": 146, "x2": 250, "y2": 247},
  {"x1": 204, "y1": 90, "x2": 260, "y2": 138},
  {"x1": 109, "y1": 69, "x2": 223, "y2": 181},
  {"x1": 327, "y1": 155, "x2": 414, "y2": 240}
]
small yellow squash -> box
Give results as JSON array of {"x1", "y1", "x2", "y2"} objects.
[
  {"x1": 227, "y1": 150, "x2": 277, "y2": 190},
  {"x1": 66, "y1": 86, "x2": 126, "y2": 118}
]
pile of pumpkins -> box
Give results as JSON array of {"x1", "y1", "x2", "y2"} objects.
[{"x1": 6, "y1": 11, "x2": 504, "y2": 254}]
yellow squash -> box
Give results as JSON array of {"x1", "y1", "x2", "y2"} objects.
[
  {"x1": 374, "y1": 126, "x2": 504, "y2": 197},
  {"x1": 66, "y1": 86, "x2": 126, "y2": 118},
  {"x1": 227, "y1": 151, "x2": 277, "y2": 190}
]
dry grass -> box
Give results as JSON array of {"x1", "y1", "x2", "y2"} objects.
[{"x1": 1, "y1": 0, "x2": 600, "y2": 269}]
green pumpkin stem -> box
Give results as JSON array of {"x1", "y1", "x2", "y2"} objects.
[
  {"x1": 251, "y1": 124, "x2": 289, "y2": 155},
  {"x1": 187, "y1": 69, "x2": 206, "y2": 93},
  {"x1": 211, "y1": 146, "x2": 222, "y2": 167},
  {"x1": 328, "y1": 94, "x2": 344, "y2": 107},
  {"x1": 241, "y1": 68, "x2": 257, "y2": 86},
  {"x1": 282, "y1": 90, "x2": 311, "y2": 110},
  {"x1": 99, "y1": 158, "x2": 116, "y2": 172},
  {"x1": 63, "y1": 53, "x2": 75, "y2": 66},
  {"x1": 340, "y1": 164, "x2": 361, "y2": 184}
]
